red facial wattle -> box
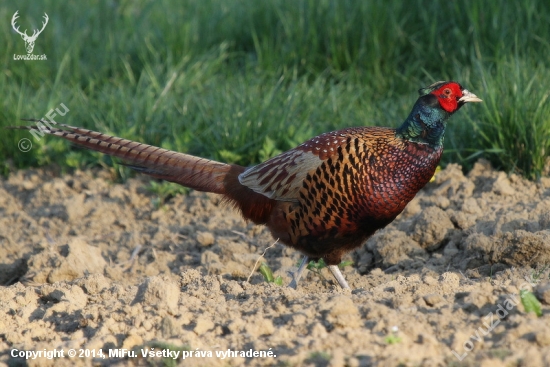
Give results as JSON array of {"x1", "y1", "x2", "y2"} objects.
[{"x1": 431, "y1": 82, "x2": 463, "y2": 113}]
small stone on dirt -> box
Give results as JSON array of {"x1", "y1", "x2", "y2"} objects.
[
  {"x1": 196, "y1": 231, "x2": 215, "y2": 246},
  {"x1": 194, "y1": 316, "x2": 215, "y2": 335},
  {"x1": 423, "y1": 293, "x2": 444, "y2": 307},
  {"x1": 535, "y1": 282, "x2": 550, "y2": 305}
]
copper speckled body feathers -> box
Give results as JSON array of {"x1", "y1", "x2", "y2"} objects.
[{"x1": 250, "y1": 127, "x2": 442, "y2": 264}]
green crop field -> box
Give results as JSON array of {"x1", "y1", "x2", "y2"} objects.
[{"x1": 2, "y1": 0, "x2": 549, "y2": 179}]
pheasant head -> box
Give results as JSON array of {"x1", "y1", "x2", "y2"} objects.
[{"x1": 396, "y1": 81, "x2": 482, "y2": 147}]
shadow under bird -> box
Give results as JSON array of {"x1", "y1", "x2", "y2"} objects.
[{"x1": 11, "y1": 81, "x2": 481, "y2": 289}]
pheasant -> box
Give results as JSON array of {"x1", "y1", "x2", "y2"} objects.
[{"x1": 12, "y1": 81, "x2": 481, "y2": 289}]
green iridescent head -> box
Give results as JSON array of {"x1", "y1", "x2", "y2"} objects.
[{"x1": 396, "y1": 81, "x2": 482, "y2": 147}]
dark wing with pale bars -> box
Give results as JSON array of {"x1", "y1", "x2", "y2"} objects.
[{"x1": 238, "y1": 130, "x2": 353, "y2": 201}]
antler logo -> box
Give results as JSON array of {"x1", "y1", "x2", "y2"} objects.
[{"x1": 11, "y1": 11, "x2": 49, "y2": 54}]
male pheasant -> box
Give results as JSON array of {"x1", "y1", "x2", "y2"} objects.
[{"x1": 13, "y1": 81, "x2": 481, "y2": 289}]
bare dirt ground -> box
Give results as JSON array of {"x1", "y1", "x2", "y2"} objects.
[{"x1": 1, "y1": 160, "x2": 550, "y2": 367}]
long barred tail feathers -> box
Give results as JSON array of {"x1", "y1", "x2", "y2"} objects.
[{"x1": 11, "y1": 120, "x2": 232, "y2": 194}]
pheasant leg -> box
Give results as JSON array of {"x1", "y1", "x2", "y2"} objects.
[
  {"x1": 328, "y1": 265, "x2": 350, "y2": 289},
  {"x1": 288, "y1": 256, "x2": 309, "y2": 289}
]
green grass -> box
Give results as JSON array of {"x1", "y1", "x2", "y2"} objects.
[
  {"x1": 384, "y1": 334, "x2": 402, "y2": 345},
  {"x1": 258, "y1": 262, "x2": 284, "y2": 286},
  {"x1": 2, "y1": 0, "x2": 549, "y2": 178},
  {"x1": 147, "y1": 181, "x2": 189, "y2": 209},
  {"x1": 520, "y1": 289, "x2": 543, "y2": 317}
]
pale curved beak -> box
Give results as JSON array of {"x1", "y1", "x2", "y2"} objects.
[{"x1": 459, "y1": 89, "x2": 483, "y2": 103}]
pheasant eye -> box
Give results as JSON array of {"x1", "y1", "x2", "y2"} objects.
[{"x1": 444, "y1": 88, "x2": 451, "y2": 95}]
